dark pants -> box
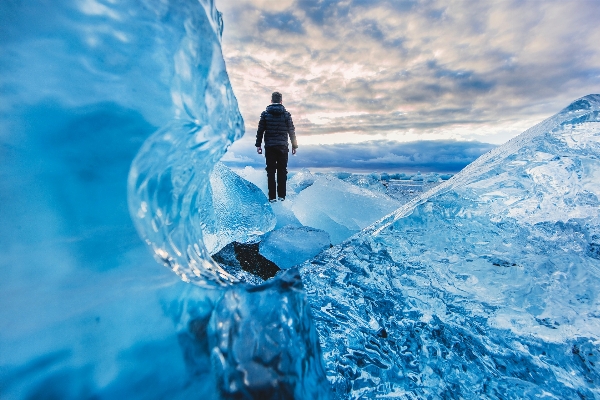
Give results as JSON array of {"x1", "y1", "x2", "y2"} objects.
[{"x1": 265, "y1": 146, "x2": 288, "y2": 200}]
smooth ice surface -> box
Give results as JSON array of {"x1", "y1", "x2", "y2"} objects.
[
  {"x1": 288, "y1": 168, "x2": 316, "y2": 193},
  {"x1": 232, "y1": 166, "x2": 410, "y2": 244},
  {"x1": 204, "y1": 162, "x2": 275, "y2": 254},
  {"x1": 292, "y1": 175, "x2": 401, "y2": 244},
  {"x1": 260, "y1": 226, "x2": 331, "y2": 269},
  {"x1": 234, "y1": 165, "x2": 269, "y2": 195},
  {"x1": 300, "y1": 94, "x2": 600, "y2": 399},
  {"x1": 270, "y1": 200, "x2": 304, "y2": 229}
]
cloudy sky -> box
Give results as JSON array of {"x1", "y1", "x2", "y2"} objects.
[{"x1": 217, "y1": 0, "x2": 600, "y2": 172}]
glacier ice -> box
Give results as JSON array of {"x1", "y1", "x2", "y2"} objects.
[
  {"x1": 259, "y1": 225, "x2": 331, "y2": 269},
  {"x1": 292, "y1": 174, "x2": 402, "y2": 244},
  {"x1": 288, "y1": 168, "x2": 316, "y2": 193},
  {"x1": 3, "y1": 0, "x2": 600, "y2": 398},
  {"x1": 208, "y1": 269, "x2": 331, "y2": 399},
  {"x1": 300, "y1": 94, "x2": 600, "y2": 399},
  {"x1": 233, "y1": 165, "x2": 270, "y2": 196},
  {"x1": 0, "y1": 0, "x2": 330, "y2": 398},
  {"x1": 232, "y1": 166, "x2": 408, "y2": 244},
  {"x1": 204, "y1": 162, "x2": 275, "y2": 255}
]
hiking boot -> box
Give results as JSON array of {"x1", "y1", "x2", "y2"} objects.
[
  {"x1": 278, "y1": 197, "x2": 285, "y2": 202},
  {"x1": 269, "y1": 199, "x2": 277, "y2": 203}
]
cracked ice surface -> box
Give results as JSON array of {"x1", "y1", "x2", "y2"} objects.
[{"x1": 300, "y1": 95, "x2": 600, "y2": 399}]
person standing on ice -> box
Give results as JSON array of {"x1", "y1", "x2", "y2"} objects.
[{"x1": 255, "y1": 91, "x2": 298, "y2": 202}]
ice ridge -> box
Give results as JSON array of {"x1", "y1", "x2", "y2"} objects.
[
  {"x1": 300, "y1": 94, "x2": 600, "y2": 399},
  {"x1": 127, "y1": 3, "x2": 245, "y2": 288}
]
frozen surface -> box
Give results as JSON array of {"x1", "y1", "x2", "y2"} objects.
[
  {"x1": 292, "y1": 175, "x2": 401, "y2": 244},
  {"x1": 126, "y1": 5, "x2": 244, "y2": 287},
  {"x1": 300, "y1": 94, "x2": 600, "y2": 399},
  {"x1": 235, "y1": 165, "x2": 269, "y2": 195},
  {"x1": 270, "y1": 200, "x2": 304, "y2": 230},
  {"x1": 204, "y1": 162, "x2": 275, "y2": 254},
  {"x1": 233, "y1": 167, "x2": 411, "y2": 245},
  {"x1": 260, "y1": 226, "x2": 331, "y2": 269},
  {"x1": 4, "y1": 1, "x2": 600, "y2": 399},
  {"x1": 288, "y1": 168, "x2": 316, "y2": 193}
]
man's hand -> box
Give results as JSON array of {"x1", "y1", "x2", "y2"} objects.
[
  {"x1": 292, "y1": 148, "x2": 297, "y2": 155},
  {"x1": 256, "y1": 147, "x2": 262, "y2": 154}
]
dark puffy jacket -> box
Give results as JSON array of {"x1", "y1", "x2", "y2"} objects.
[{"x1": 255, "y1": 103, "x2": 298, "y2": 149}]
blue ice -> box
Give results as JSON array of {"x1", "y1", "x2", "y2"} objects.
[
  {"x1": 301, "y1": 94, "x2": 600, "y2": 399},
  {"x1": 2, "y1": 0, "x2": 600, "y2": 399}
]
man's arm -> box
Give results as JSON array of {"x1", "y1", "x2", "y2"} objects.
[
  {"x1": 286, "y1": 112, "x2": 298, "y2": 154},
  {"x1": 256, "y1": 112, "x2": 266, "y2": 154}
]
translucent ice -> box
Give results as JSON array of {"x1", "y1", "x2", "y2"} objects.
[
  {"x1": 270, "y1": 200, "x2": 304, "y2": 230},
  {"x1": 208, "y1": 269, "x2": 331, "y2": 398},
  {"x1": 0, "y1": 0, "x2": 330, "y2": 398},
  {"x1": 204, "y1": 162, "x2": 275, "y2": 255},
  {"x1": 288, "y1": 168, "x2": 316, "y2": 193},
  {"x1": 234, "y1": 165, "x2": 269, "y2": 196},
  {"x1": 5, "y1": 1, "x2": 600, "y2": 399},
  {"x1": 127, "y1": 24, "x2": 244, "y2": 287},
  {"x1": 292, "y1": 175, "x2": 401, "y2": 244},
  {"x1": 300, "y1": 94, "x2": 600, "y2": 399},
  {"x1": 259, "y1": 225, "x2": 331, "y2": 269}
]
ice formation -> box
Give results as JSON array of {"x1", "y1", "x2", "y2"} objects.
[
  {"x1": 292, "y1": 175, "x2": 401, "y2": 244},
  {"x1": 126, "y1": 9, "x2": 244, "y2": 286},
  {"x1": 204, "y1": 162, "x2": 275, "y2": 254},
  {"x1": 300, "y1": 94, "x2": 600, "y2": 399},
  {"x1": 208, "y1": 269, "x2": 331, "y2": 398},
  {"x1": 259, "y1": 226, "x2": 331, "y2": 269},
  {"x1": 3, "y1": 0, "x2": 600, "y2": 398},
  {"x1": 233, "y1": 166, "x2": 411, "y2": 245},
  {"x1": 288, "y1": 168, "x2": 317, "y2": 193},
  {"x1": 1, "y1": 0, "x2": 327, "y2": 398}
]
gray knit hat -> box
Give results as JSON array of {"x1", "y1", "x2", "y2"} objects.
[{"x1": 271, "y1": 92, "x2": 282, "y2": 103}]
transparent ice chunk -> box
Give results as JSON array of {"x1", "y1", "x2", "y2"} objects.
[
  {"x1": 259, "y1": 225, "x2": 331, "y2": 269},
  {"x1": 291, "y1": 175, "x2": 401, "y2": 244},
  {"x1": 288, "y1": 168, "x2": 316, "y2": 193},
  {"x1": 204, "y1": 162, "x2": 275, "y2": 255}
]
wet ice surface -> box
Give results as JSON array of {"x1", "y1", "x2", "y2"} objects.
[{"x1": 300, "y1": 95, "x2": 600, "y2": 399}]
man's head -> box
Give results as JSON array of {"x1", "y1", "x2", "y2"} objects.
[{"x1": 271, "y1": 92, "x2": 282, "y2": 104}]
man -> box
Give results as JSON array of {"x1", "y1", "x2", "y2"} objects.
[{"x1": 255, "y1": 91, "x2": 298, "y2": 202}]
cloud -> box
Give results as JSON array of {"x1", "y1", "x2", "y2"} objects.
[
  {"x1": 258, "y1": 11, "x2": 305, "y2": 34},
  {"x1": 217, "y1": 0, "x2": 600, "y2": 151},
  {"x1": 223, "y1": 139, "x2": 496, "y2": 173}
]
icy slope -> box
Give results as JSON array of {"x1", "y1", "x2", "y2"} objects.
[{"x1": 300, "y1": 94, "x2": 600, "y2": 399}]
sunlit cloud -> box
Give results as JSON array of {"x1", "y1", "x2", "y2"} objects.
[{"x1": 217, "y1": 0, "x2": 600, "y2": 169}]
